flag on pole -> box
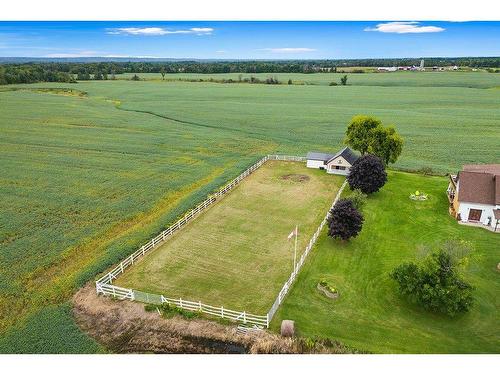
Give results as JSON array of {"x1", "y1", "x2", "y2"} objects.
[{"x1": 287, "y1": 226, "x2": 298, "y2": 240}]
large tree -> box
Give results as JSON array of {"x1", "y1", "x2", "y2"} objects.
[
  {"x1": 344, "y1": 115, "x2": 403, "y2": 164},
  {"x1": 327, "y1": 198, "x2": 364, "y2": 241},
  {"x1": 369, "y1": 125, "x2": 404, "y2": 165},
  {"x1": 347, "y1": 154, "x2": 387, "y2": 194},
  {"x1": 344, "y1": 115, "x2": 381, "y2": 155}
]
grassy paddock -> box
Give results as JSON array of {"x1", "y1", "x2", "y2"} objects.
[
  {"x1": 116, "y1": 161, "x2": 343, "y2": 314},
  {"x1": 271, "y1": 171, "x2": 500, "y2": 353}
]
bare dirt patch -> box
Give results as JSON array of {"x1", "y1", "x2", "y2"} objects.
[
  {"x1": 281, "y1": 174, "x2": 310, "y2": 183},
  {"x1": 72, "y1": 284, "x2": 360, "y2": 354}
]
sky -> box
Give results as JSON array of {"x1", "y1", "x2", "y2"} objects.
[{"x1": 0, "y1": 21, "x2": 499, "y2": 59}]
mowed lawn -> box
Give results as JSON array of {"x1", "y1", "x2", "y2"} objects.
[
  {"x1": 271, "y1": 171, "x2": 500, "y2": 353},
  {"x1": 116, "y1": 161, "x2": 344, "y2": 314}
]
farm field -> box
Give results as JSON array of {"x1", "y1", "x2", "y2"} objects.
[
  {"x1": 271, "y1": 171, "x2": 500, "y2": 353},
  {"x1": 7, "y1": 76, "x2": 500, "y2": 173},
  {"x1": 0, "y1": 71, "x2": 499, "y2": 352},
  {"x1": 118, "y1": 71, "x2": 500, "y2": 88},
  {"x1": 0, "y1": 86, "x2": 272, "y2": 352},
  {"x1": 116, "y1": 161, "x2": 343, "y2": 314}
]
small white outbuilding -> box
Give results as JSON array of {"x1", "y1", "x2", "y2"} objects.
[{"x1": 306, "y1": 147, "x2": 359, "y2": 176}]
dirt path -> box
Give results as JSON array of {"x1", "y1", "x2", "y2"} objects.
[{"x1": 72, "y1": 285, "x2": 359, "y2": 354}]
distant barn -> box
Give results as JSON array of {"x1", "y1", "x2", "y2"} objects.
[{"x1": 306, "y1": 147, "x2": 359, "y2": 176}]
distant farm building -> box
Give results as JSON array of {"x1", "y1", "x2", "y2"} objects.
[
  {"x1": 377, "y1": 67, "x2": 397, "y2": 72},
  {"x1": 447, "y1": 164, "x2": 500, "y2": 232},
  {"x1": 306, "y1": 147, "x2": 359, "y2": 175}
]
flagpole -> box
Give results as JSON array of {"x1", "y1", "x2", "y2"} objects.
[{"x1": 293, "y1": 225, "x2": 298, "y2": 273}]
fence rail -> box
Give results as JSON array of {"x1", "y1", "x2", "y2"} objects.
[
  {"x1": 267, "y1": 179, "x2": 348, "y2": 321},
  {"x1": 96, "y1": 283, "x2": 268, "y2": 327},
  {"x1": 95, "y1": 154, "x2": 308, "y2": 328}
]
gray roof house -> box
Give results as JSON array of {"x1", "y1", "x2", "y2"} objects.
[{"x1": 306, "y1": 147, "x2": 359, "y2": 175}]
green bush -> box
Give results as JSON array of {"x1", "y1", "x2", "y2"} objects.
[
  {"x1": 146, "y1": 302, "x2": 202, "y2": 320},
  {"x1": 348, "y1": 189, "x2": 367, "y2": 211},
  {"x1": 391, "y1": 243, "x2": 474, "y2": 316}
]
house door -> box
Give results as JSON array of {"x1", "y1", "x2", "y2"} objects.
[{"x1": 468, "y1": 209, "x2": 482, "y2": 221}]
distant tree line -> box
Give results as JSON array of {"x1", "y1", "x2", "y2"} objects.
[
  {"x1": 0, "y1": 64, "x2": 76, "y2": 84},
  {"x1": 2, "y1": 57, "x2": 500, "y2": 85}
]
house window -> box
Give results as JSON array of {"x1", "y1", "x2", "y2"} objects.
[
  {"x1": 333, "y1": 166, "x2": 346, "y2": 170},
  {"x1": 468, "y1": 209, "x2": 482, "y2": 222}
]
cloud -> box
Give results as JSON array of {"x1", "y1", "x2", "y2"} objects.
[
  {"x1": 215, "y1": 50, "x2": 227, "y2": 53},
  {"x1": 364, "y1": 21, "x2": 445, "y2": 34},
  {"x1": 258, "y1": 47, "x2": 316, "y2": 53},
  {"x1": 107, "y1": 27, "x2": 213, "y2": 36}
]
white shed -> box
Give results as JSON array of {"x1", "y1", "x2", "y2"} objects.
[{"x1": 306, "y1": 151, "x2": 335, "y2": 170}]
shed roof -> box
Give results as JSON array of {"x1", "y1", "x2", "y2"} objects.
[{"x1": 306, "y1": 151, "x2": 335, "y2": 162}]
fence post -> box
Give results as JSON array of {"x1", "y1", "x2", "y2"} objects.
[
  {"x1": 266, "y1": 313, "x2": 270, "y2": 328},
  {"x1": 120, "y1": 262, "x2": 124, "y2": 273},
  {"x1": 221, "y1": 306, "x2": 224, "y2": 319},
  {"x1": 179, "y1": 298, "x2": 183, "y2": 308},
  {"x1": 243, "y1": 311, "x2": 247, "y2": 324},
  {"x1": 199, "y1": 301, "x2": 202, "y2": 310},
  {"x1": 142, "y1": 245, "x2": 145, "y2": 256}
]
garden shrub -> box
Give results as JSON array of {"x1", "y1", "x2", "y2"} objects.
[
  {"x1": 348, "y1": 189, "x2": 367, "y2": 210},
  {"x1": 391, "y1": 244, "x2": 474, "y2": 316}
]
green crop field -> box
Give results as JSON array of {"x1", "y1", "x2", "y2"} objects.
[
  {"x1": 116, "y1": 161, "x2": 343, "y2": 314},
  {"x1": 119, "y1": 70, "x2": 500, "y2": 88},
  {"x1": 0, "y1": 71, "x2": 499, "y2": 353},
  {"x1": 271, "y1": 171, "x2": 500, "y2": 353}
]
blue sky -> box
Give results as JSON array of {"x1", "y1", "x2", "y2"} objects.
[{"x1": 0, "y1": 21, "x2": 499, "y2": 59}]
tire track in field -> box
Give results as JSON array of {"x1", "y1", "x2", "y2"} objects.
[{"x1": 113, "y1": 102, "x2": 273, "y2": 139}]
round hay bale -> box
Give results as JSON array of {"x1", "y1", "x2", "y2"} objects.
[
  {"x1": 497, "y1": 262, "x2": 500, "y2": 271},
  {"x1": 281, "y1": 320, "x2": 295, "y2": 337}
]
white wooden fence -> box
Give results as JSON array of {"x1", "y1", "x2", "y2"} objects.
[
  {"x1": 96, "y1": 283, "x2": 268, "y2": 327},
  {"x1": 267, "y1": 179, "x2": 348, "y2": 321},
  {"x1": 95, "y1": 154, "x2": 307, "y2": 328}
]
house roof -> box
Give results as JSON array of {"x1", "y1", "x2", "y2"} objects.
[
  {"x1": 457, "y1": 164, "x2": 500, "y2": 205},
  {"x1": 326, "y1": 147, "x2": 359, "y2": 165},
  {"x1": 306, "y1": 151, "x2": 335, "y2": 162},
  {"x1": 463, "y1": 164, "x2": 500, "y2": 174}
]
